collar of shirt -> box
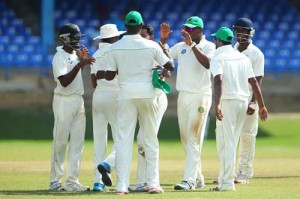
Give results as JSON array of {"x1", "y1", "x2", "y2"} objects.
[
  {"x1": 56, "y1": 46, "x2": 76, "y2": 56},
  {"x1": 234, "y1": 40, "x2": 253, "y2": 49},
  {"x1": 98, "y1": 42, "x2": 111, "y2": 49},
  {"x1": 197, "y1": 35, "x2": 207, "y2": 49},
  {"x1": 122, "y1": 34, "x2": 142, "y2": 39},
  {"x1": 214, "y1": 45, "x2": 233, "y2": 56}
]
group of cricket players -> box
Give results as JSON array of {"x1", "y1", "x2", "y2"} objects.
[{"x1": 49, "y1": 9, "x2": 269, "y2": 194}]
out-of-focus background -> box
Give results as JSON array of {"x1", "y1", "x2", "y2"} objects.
[{"x1": 0, "y1": 0, "x2": 299, "y2": 140}]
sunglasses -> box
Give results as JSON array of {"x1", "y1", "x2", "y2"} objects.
[{"x1": 184, "y1": 26, "x2": 196, "y2": 33}]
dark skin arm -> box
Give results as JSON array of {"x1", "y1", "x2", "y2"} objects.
[
  {"x1": 248, "y1": 77, "x2": 268, "y2": 121},
  {"x1": 163, "y1": 61, "x2": 174, "y2": 72},
  {"x1": 91, "y1": 74, "x2": 97, "y2": 88},
  {"x1": 247, "y1": 76, "x2": 263, "y2": 115},
  {"x1": 58, "y1": 57, "x2": 95, "y2": 87},
  {"x1": 214, "y1": 75, "x2": 223, "y2": 121},
  {"x1": 161, "y1": 69, "x2": 171, "y2": 78},
  {"x1": 181, "y1": 29, "x2": 210, "y2": 69},
  {"x1": 96, "y1": 70, "x2": 117, "y2": 81},
  {"x1": 105, "y1": 70, "x2": 117, "y2": 81}
]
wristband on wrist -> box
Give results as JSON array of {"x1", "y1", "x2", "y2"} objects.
[{"x1": 191, "y1": 42, "x2": 196, "y2": 48}]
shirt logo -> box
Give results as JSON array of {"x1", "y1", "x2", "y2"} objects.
[
  {"x1": 67, "y1": 57, "x2": 73, "y2": 64},
  {"x1": 198, "y1": 106, "x2": 205, "y2": 113},
  {"x1": 181, "y1": 49, "x2": 187, "y2": 54}
]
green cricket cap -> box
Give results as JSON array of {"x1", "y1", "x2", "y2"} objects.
[
  {"x1": 211, "y1": 27, "x2": 234, "y2": 43},
  {"x1": 152, "y1": 70, "x2": 171, "y2": 94},
  {"x1": 125, "y1": 11, "x2": 143, "y2": 26},
  {"x1": 182, "y1": 16, "x2": 204, "y2": 28}
]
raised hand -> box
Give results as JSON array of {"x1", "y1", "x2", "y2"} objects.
[
  {"x1": 160, "y1": 23, "x2": 173, "y2": 44},
  {"x1": 181, "y1": 29, "x2": 193, "y2": 46},
  {"x1": 76, "y1": 46, "x2": 89, "y2": 60},
  {"x1": 78, "y1": 57, "x2": 96, "y2": 70}
]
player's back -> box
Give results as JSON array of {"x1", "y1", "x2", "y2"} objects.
[
  {"x1": 215, "y1": 48, "x2": 254, "y2": 101},
  {"x1": 107, "y1": 34, "x2": 169, "y2": 100}
]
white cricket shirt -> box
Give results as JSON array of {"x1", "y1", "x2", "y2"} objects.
[
  {"x1": 91, "y1": 43, "x2": 118, "y2": 92},
  {"x1": 105, "y1": 34, "x2": 170, "y2": 100},
  {"x1": 52, "y1": 46, "x2": 84, "y2": 95},
  {"x1": 234, "y1": 42, "x2": 264, "y2": 77},
  {"x1": 210, "y1": 45, "x2": 255, "y2": 101},
  {"x1": 170, "y1": 35, "x2": 215, "y2": 95}
]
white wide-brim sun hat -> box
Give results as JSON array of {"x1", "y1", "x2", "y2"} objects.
[{"x1": 93, "y1": 24, "x2": 126, "y2": 40}]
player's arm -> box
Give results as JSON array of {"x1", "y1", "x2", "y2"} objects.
[
  {"x1": 91, "y1": 73, "x2": 97, "y2": 88},
  {"x1": 163, "y1": 61, "x2": 174, "y2": 72},
  {"x1": 181, "y1": 29, "x2": 210, "y2": 69},
  {"x1": 104, "y1": 71, "x2": 117, "y2": 80},
  {"x1": 250, "y1": 75, "x2": 263, "y2": 103},
  {"x1": 248, "y1": 77, "x2": 268, "y2": 121},
  {"x1": 58, "y1": 57, "x2": 95, "y2": 87},
  {"x1": 161, "y1": 69, "x2": 171, "y2": 78},
  {"x1": 214, "y1": 74, "x2": 223, "y2": 121},
  {"x1": 247, "y1": 75, "x2": 263, "y2": 115},
  {"x1": 153, "y1": 65, "x2": 171, "y2": 78},
  {"x1": 159, "y1": 22, "x2": 173, "y2": 45},
  {"x1": 95, "y1": 70, "x2": 117, "y2": 81}
]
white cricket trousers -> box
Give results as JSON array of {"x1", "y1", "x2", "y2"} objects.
[
  {"x1": 238, "y1": 103, "x2": 258, "y2": 178},
  {"x1": 92, "y1": 90, "x2": 118, "y2": 183},
  {"x1": 216, "y1": 99, "x2": 247, "y2": 190},
  {"x1": 115, "y1": 97, "x2": 160, "y2": 192},
  {"x1": 50, "y1": 94, "x2": 86, "y2": 185},
  {"x1": 177, "y1": 91, "x2": 212, "y2": 184},
  {"x1": 136, "y1": 91, "x2": 168, "y2": 184}
]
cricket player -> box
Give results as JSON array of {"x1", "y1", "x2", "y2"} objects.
[
  {"x1": 102, "y1": 11, "x2": 174, "y2": 195},
  {"x1": 160, "y1": 16, "x2": 215, "y2": 190},
  {"x1": 233, "y1": 18, "x2": 265, "y2": 184},
  {"x1": 90, "y1": 24, "x2": 125, "y2": 192},
  {"x1": 129, "y1": 23, "x2": 171, "y2": 192},
  {"x1": 210, "y1": 27, "x2": 268, "y2": 191},
  {"x1": 50, "y1": 23, "x2": 95, "y2": 191}
]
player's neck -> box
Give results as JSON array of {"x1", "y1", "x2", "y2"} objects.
[
  {"x1": 237, "y1": 42, "x2": 250, "y2": 52},
  {"x1": 63, "y1": 45, "x2": 74, "y2": 54}
]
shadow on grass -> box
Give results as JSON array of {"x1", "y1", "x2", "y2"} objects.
[
  {"x1": 0, "y1": 189, "x2": 117, "y2": 196},
  {"x1": 0, "y1": 188, "x2": 213, "y2": 195}
]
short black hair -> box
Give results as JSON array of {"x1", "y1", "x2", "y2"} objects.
[{"x1": 142, "y1": 23, "x2": 154, "y2": 36}]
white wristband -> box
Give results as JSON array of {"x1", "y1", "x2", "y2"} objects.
[{"x1": 191, "y1": 42, "x2": 197, "y2": 48}]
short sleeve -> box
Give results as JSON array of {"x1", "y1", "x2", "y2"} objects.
[
  {"x1": 52, "y1": 54, "x2": 68, "y2": 79},
  {"x1": 103, "y1": 50, "x2": 117, "y2": 71},
  {"x1": 203, "y1": 42, "x2": 216, "y2": 59},
  {"x1": 210, "y1": 58, "x2": 223, "y2": 77},
  {"x1": 154, "y1": 43, "x2": 170, "y2": 67},
  {"x1": 252, "y1": 51, "x2": 264, "y2": 77},
  {"x1": 170, "y1": 43, "x2": 180, "y2": 59},
  {"x1": 246, "y1": 58, "x2": 255, "y2": 79}
]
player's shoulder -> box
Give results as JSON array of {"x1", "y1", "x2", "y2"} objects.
[
  {"x1": 249, "y1": 43, "x2": 264, "y2": 56},
  {"x1": 53, "y1": 49, "x2": 65, "y2": 60},
  {"x1": 202, "y1": 36, "x2": 215, "y2": 45}
]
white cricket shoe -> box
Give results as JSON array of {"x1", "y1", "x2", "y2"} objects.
[
  {"x1": 128, "y1": 183, "x2": 148, "y2": 192},
  {"x1": 234, "y1": 174, "x2": 249, "y2": 184},
  {"x1": 196, "y1": 179, "x2": 205, "y2": 188},
  {"x1": 49, "y1": 181, "x2": 64, "y2": 191},
  {"x1": 174, "y1": 180, "x2": 195, "y2": 190},
  {"x1": 64, "y1": 182, "x2": 90, "y2": 191}
]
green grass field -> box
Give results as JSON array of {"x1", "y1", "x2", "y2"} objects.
[{"x1": 0, "y1": 113, "x2": 300, "y2": 198}]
